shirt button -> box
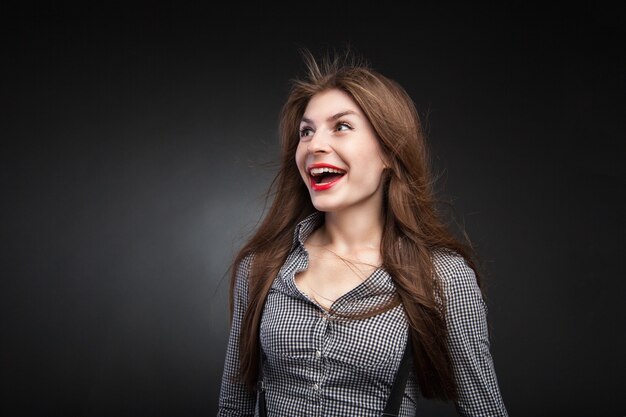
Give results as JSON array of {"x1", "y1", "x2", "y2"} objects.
[
  {"x1": 313, "y1": 383, "x2": 319, "y2": 390},
  {"x1": 315, "y1": 350, "x2": 321, "y2": 358}
]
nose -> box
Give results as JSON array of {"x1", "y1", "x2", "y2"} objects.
[{"x1": 307, "y1": 131, "x2": 331, "y2": 154}]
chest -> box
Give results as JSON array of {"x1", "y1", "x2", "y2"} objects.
[
  {"x1": 260, "y1": 282, "x2": 408, "y2": 374},
  {"x1": 294, "y1": 248, "x2": 381, "y2": 309}
]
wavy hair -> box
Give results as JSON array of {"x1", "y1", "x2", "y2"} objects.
[{"x1": 229, "y1": 48, "x2": 481, "y2": 400}]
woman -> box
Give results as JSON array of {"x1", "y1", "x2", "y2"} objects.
[{"x1": 218, "y1": 49, "x2": 508, "y2": 416}]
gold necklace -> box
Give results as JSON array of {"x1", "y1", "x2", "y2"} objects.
[
  {"x1": 317, "y1": 246, "x2": 380, "y2": 276},
  {"x1": 302, "y1": 246, "x2": 381, "y2": 306},
  {"x1": 306, "y1": 283, "x2": 337, "y2": 304}
]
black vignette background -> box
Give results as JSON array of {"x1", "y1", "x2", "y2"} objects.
[{"x1": 1, "y1": 2, "x2": 624, "y2": 416}]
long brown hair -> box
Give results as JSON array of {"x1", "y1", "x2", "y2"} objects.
[{"x1": 229, "y1": 48, "x2": 481, "y2": 400}]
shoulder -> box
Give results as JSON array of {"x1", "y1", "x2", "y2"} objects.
[
  {"x1": 432, "y1": 249, "x2": 476, "y2": 285},
  {"x1": 237, "y1": 252, "x2": 255, "y2": 275},
  {"x1": 431, "y1": 249, "x2": 483, "y2": 307},
  {"x1": 232, "y1": 252, "x2": 256, "y2": 295}
]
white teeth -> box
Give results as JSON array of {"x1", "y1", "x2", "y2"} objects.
[{"x1": 309, "y1": 167, "x2": 345, "y2": 176}]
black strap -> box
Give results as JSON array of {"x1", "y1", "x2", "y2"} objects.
[
  {"x1": 381, "y1": 338, "x2": 413, "y2": 417},
  {"x1": 256, "y1": 338, "x2": 412, "y2": 417},
  {"x1": 257, "y1": 343, "x2": 267, "y2": 417},
  {"x1": 257, "y1": 385, "x2": 267, "y2": 417}
]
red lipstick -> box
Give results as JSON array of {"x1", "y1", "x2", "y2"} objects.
[{"x1": 307, "y1": 163, "x2": 346, "y2": 191}]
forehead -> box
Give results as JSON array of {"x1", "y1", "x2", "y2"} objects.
[{"x1": 302, "y1": 89, "x2": 363, "y2": 121}]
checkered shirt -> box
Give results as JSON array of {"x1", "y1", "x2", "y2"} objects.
[{"x1": 218, "y1": 212, "x2": 508, "y2": 416}]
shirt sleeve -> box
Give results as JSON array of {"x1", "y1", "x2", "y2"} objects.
[
  {"x1": 217, "y1": 255, "x2": 257, "y2": 417},
  {"x1": 436, "y1": 253, "x2": 509, "y2": 417}
]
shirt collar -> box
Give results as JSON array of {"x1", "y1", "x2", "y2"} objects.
[{"x1": 291, "y1": 211, "x2": 324, "y2": 250}]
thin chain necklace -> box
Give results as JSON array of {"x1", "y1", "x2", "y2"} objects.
[
  {"x1": 306, "y1": 283, "x2": 338, "y2": 304},
  {"x1": 303, "y1": 248, "x2": 380, "y2": 306},
  {"x1": 315, "y1": 246, "x2": 381, "y2": 275}
]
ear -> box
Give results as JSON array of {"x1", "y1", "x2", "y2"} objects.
[{"x1": 380, "y1": 153, "x2": 392, "y2": 170}]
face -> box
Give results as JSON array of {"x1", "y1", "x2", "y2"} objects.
[{"x1": 295, "y1": 88, "x2": 387, "y2": 214}]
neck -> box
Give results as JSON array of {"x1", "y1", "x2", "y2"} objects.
[{"x1": 321, "y1": 205, "x2": 384, "y2": 254}]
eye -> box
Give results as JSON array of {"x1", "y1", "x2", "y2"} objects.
[
  {"x1": 335, "y1": 121, "x2": 353, "y2": 132},
  {"x1": 299, "y1": 126, "x2": 314, "y2": 138}
]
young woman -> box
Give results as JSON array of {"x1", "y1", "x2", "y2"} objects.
[{"x1": 217, "y1": 49, "x2": 508, "y2": 416}]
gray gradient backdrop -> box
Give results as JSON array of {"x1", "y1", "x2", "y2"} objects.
[{"x1": 2, "y1": 2, "x2": 624, "y2": 417}]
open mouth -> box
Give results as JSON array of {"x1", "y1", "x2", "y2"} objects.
[{"x1": 308, "y1": 166, "x2": 346, "y2": 190}]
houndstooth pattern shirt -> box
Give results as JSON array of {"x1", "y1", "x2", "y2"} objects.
[{"x1": 218, "y1": 212, "x2": 508, "y2": 416}]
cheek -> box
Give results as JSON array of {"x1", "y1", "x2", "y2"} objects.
[
  {"x1": 294, "y1": 144, "x2": 308, "y2": 180},
  {"x1": 351, "y1": 148, "x2": 386, "y2": 180}
]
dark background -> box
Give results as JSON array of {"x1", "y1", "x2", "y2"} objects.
[{"x1": 2, "y1": 2, "x2": 624, "y2": 416}]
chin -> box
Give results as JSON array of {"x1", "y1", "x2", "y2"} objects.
[
  {"x1": 310, "y1": 198, "x2": 345, "y2": 213},
  {"x1": 309, "y1": 197, "x2": 334, "y2": 212},
  {"x1": 311, "y1": 202, "x2": 334, "y2": 212}
]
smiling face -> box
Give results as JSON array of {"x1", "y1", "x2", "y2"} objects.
[{"x1": 295, "y1": 88, "x2": 387, "y2": 214}]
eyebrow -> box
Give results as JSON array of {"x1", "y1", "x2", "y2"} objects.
[{"x1": 301, "y1": 110, "x2": 358, "y2": 125}]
